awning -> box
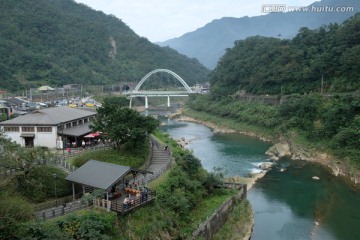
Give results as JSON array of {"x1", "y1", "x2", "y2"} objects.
[
  {"x1": 84, "y1": 132, "x2": 101, "y2": 138},
  {"x1": 59, "y1": 123, "x2": 92, "y2": 137},
  {"x1": 20, "y1": 133, "x2": 35, "y2": 137}
]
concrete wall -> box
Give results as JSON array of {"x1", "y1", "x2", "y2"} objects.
[
  {"x1": 191, "y1": 184, "x2": 247, "y2": 240},
  {"x1": 2, "y1": 126, "x2": 58, "y2": 148}
]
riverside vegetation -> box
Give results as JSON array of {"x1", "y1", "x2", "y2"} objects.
[{"x1": 185, "y1": 14, "x2": 360, "y2": 182}]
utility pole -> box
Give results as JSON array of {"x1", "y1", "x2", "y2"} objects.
[
  {"x1": 321, "y1": 75, "x2": 324, "y2": 95},
  {"x1": 53, "y1": 173, "x2": 58, "y2": 206}
]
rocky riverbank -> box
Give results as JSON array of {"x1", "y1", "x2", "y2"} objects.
[
  {"x1": 171, "y1": 108, "x2": 360, "y2": 185},
  {"x1": 265, "y1": 141, "x2": 360, "y2": 185}
]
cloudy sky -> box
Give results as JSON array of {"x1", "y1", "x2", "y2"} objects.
[{"x1": 74, "y1": 0, "x2": 316, "y2": 42}]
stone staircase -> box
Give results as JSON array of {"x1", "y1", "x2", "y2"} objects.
[{"x1": 146, "y1": 148, "x2": 171, "y2": 173}]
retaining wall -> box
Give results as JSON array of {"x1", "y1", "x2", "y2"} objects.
[{"x1": 191, "y1": 184, "x2": 247, "y2": 240}]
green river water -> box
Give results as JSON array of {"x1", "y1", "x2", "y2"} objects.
[{"x1": 159, "y1": 116, "x2": 360, "y2": 240}]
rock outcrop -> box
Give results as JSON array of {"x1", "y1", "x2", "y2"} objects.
[
  {"x1": 260, "y1": 162, "x2": 273, "y2": 170},
  {"x1": 265, "y1": 142, "x2": 291, "y2": 161}
]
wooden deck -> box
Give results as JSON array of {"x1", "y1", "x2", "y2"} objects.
[
  {"x1": 110, "y1": 192, "x2": 154, "y2": 214},
  {"x1": 95, "y1": 188, "x2": 155, "y2": 214}
]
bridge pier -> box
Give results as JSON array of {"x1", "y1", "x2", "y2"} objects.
[
  {"x1": 145, "y1": 96, "x2": 148, "y2": 109},
  {"x1": 167, "y1": 95, "x2": 170, "y2": 108}
]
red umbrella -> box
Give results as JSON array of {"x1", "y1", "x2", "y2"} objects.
[{"x1": 84, "y1": 134, "x2": 95, "y2": 138}]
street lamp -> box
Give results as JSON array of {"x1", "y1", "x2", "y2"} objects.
[
  {"x1": 53, "y1": 173, "x2": 58, "y2": 206},
  {"x1": 61, "y1": 123, "x2": 64, "y2": 157}
]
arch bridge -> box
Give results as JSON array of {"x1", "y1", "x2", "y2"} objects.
[{"x1": 129, "y1": 69, "x2": 194, "y2": 109}]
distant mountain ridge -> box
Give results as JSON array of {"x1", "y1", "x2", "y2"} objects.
[
  {"x1": 0, "y1": 0, "x2": 209, "y2": 92},
  {"x1": 157, "y1": 0, "x2": 360, "y2": 69}
]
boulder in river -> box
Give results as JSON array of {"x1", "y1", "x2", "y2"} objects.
[
  {"x1": 260, "y1": 162, "x2": 273, "y2": 170},
  {"x1": 312, "y1": 176, "x2": 320, "y2": 180},
  {"x1": 265, "y1": 142, "x2": 291, "y2": 161}
]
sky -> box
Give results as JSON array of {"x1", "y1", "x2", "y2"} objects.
[{"x1": 74, "y1": 0, "x2": 316, "y2": 42}]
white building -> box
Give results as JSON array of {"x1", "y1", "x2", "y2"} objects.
[{"x1": 0, "y1": 106, "x2": 97, "y2": 149}]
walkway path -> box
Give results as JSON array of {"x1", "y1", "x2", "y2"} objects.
[
  {"x1": 36, "y1": 135, "x2": 172, "y2": 219},
  {"x1": 128, "y1": 136, "x2": 172, "y2": 186}
]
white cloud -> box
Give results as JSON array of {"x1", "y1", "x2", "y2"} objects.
[{"x1": 74, "y1": 0, "x2": 316, "y2": 42}]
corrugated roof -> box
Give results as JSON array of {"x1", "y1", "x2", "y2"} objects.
[
  {"x1": 0, "y1": 106, "x2": 96, "y2": 125},
  {"x1": 66, "y1": 160, "x2": 131, "y2": 190},
  {"x1": 60, "y1": 122, "x2": 92, "y2": 137}
]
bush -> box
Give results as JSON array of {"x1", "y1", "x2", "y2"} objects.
[
  {"x1": 71, "y1": 139, "x2": 149, "y2": 168},
  {"x1": 17, "y1": 166, "x2": 71, "y2": 202},
  {"x1": 19, "y1": 210, "x2": 117, "y2": 240},
  {"x1": 0, "y1": 192, "x2": 34, "y2": 239}
]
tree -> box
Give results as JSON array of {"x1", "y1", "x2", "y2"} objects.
[
  {"x1": 91, "y1": 96, "x2": 159, "y2": 150},
  {"x1": 0, "y1": 175, "x2": 34, "y2": 240}
]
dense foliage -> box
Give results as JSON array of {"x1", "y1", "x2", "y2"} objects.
[
  {"x1": 210, "y1": 13, "x2": 360, "y2": 97},
  {"x1": 90, "y1": 96, "x2": 160, "y2": 150},
  {"x1": 18, "y1": 211, "x2": 118, "y2": 240},
  {"x1": 187, "y1": 93, "x2": 360, "y2": 168},
  {"x1": 0, "y1": 133, "x2": 71, "y2": 239},
  {"x1": 0, "y1": 0, "x2": 209, "y2": 93}
]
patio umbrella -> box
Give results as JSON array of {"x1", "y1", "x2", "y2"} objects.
[
  {"x1": 84, "y1": 134, "x2": 96, "y2": 138},
  {"x1": 92, "y1": 132, "x2": 101, "y2": 137}
]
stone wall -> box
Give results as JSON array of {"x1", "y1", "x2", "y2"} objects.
[
  {"x1": 191, "y1": 184, "x2": 247, "y2": 240},
  {"x1": 235, "y1": 94, "x2": 281, "y2": 105}
]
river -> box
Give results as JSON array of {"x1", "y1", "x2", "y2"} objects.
[{"x1": 158, "y1": 115, "x2": 360, "y2": 240}]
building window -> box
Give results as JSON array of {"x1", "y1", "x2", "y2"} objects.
[
  {"x1": 4, "y1": 126, "x2": 20, "y2": 132},
  {"x1": 66, "y1": 123, "x2": 71, "y2": 129},
  {"x1": 84, "y1": 118, "x2": 88, "y2": 123},
  {"x1": 22, "y1": 127, "x2": 35, "y2": 132},
  {"x1": 78, "y1": 120, "x2": 83, "y2": 125},
  {"x1": 72, "y1": 121, "x2": 77, "y2": 127},
  {"x1": 37, "y1": 127, "x2": 52, "y2": 132}
]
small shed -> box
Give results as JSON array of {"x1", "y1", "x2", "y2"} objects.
[{"x1": 66, "y1": 160, "x2": 152, "y2": 201}]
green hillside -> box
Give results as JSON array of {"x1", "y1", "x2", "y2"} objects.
[
  {"x1": 210, "y1": 13, "x2": 360, "y2": 97},
  {"x1": 186, "y1": 14, "x2": 360, "y2": 172},
  {"x1": 0, "y1": 0, "x2": 209, "y2": 92},
  {"x1": 158, "y1": 0, "x2": 360, "y2": 69}
]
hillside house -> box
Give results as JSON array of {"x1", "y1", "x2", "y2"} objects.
[{"x1": 0, "y1": 106, "x2": 96, "y2": 148}]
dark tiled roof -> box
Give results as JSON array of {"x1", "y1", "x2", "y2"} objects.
[
  {"x1": 0, "y1": 106, "x2": 96, "y2": 126},
  {"x1": 66, "y1": 160, "x2": 131, "y2": 190}
]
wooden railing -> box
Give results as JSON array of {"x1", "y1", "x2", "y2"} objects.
[
  {"x1": 59, "y1": 142, "x2": 115, "y2": 160},
  {"x1": 33, "y1": 193, "x2": 83, "y2": 212},
  {"x1": 110, "y1": 192, "x2": 154, "y2": 214},
  {"x1": 35, "y1": 199, "x2": 88, "y2": 220}
]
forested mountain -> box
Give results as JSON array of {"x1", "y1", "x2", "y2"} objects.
[
  {"x1": 209, "y1": 13, "x2": 360, "y2": 97},
  {"x1": 158, "y1": 0, "x2": 360, "y2": 69},
  {"x1": 0, "y1": 0, "x2": 209, "y2": 93}
]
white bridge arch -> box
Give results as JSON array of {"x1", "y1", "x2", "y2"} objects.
[
  {"x1": 134, "y1": 69, "x2": 193, "y2": 92},
  {"x1": 129, "y1": 69, "x2": 194, "y2": 109}
]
